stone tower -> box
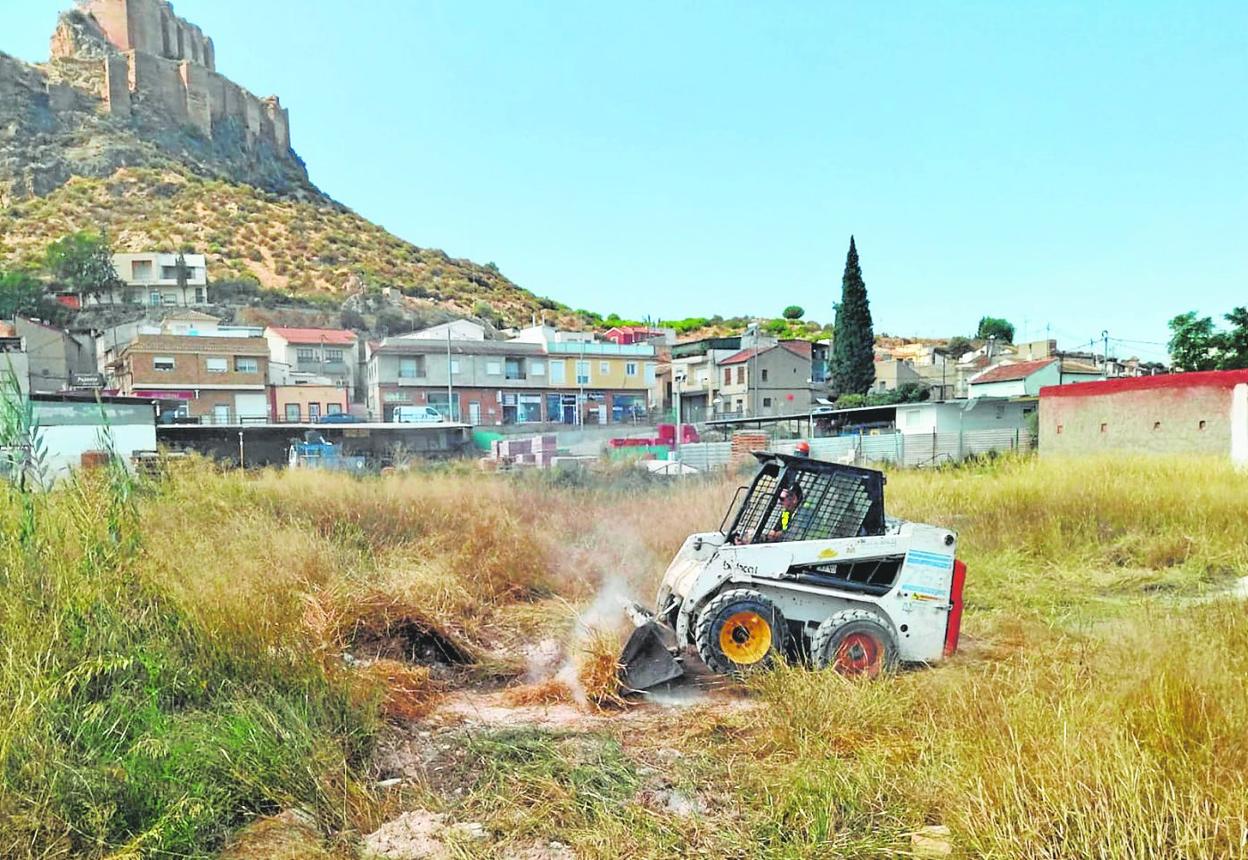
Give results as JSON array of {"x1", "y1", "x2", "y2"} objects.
[{"x1": 59, "y1": 0, "x2": 291, "y2": 158}]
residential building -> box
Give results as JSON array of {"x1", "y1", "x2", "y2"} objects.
[
  {"x1": 1040, "y1": 370, "x2": 1248, "y2": 461},
  {"x1": 270, "y1": 383, "x2": 350, "y2": 423},
  {"x1": 871, "y1": 356, "x2": 925, "y2": 394},
  {"x1": 366, "y1": 327, "x2": 657, "y2": 425},
  {"x1": 0, "y1": 333, "x2": 29, "y2": 395},
  {"x1": 604, "y1": 326, "x2": 674, "y2": 346},
  {"x1": 671, "y1": 336, "x2": 743, "y2": 422},
  {"x1": 14, "y1": 318, "x2": 96, "y2": 392},
  {"x1": 264, "y1": 327, "x2": 359, "y2": 400},
  {"x1": 93, "y1": 252, "x2": 210, "y2": 307},
  {"x1": 397, "y1": 319, "x2": 488, "y2": 341},
  {"x1": 968, "y1": 357, "x2": 1103, "y2": 398},
  {"x1": 112, "y1": 335, "x2": 270, "y2": 423},
  {"x1": 716, "y1": 341, "x2": 813, "y2": 418}
]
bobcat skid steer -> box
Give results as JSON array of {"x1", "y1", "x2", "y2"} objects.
[{"x1": 619, "y1": 452, "x2": 967, "y2": 690}]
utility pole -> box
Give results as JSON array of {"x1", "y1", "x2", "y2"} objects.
[
  {"x1": 673, "y1": 370, "x2": 685, "y2": 471},
  {"x1": 446, "y1": 325, "x2": 454, "y2": 421},
  {"x1": 1101, "y1": 330, "x2": 1110, "y2": 379}
]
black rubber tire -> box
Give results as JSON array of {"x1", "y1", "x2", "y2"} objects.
[
  {"x1": 811, "y1": 609, "x2": 898, "y2": 677},
  {"x1": 694, "y1": 588, "x2": 788, "y2": 676}
]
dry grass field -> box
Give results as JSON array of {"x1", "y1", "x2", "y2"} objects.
[{"x1": 1, "y1": 455, "x2": 1246, "y2": 858}]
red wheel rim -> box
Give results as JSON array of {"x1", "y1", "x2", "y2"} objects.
[{"x1": 834, "y1": 632, "x2": 883, "y2": 677}]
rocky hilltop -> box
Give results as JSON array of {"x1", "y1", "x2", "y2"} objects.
[{"x1": 0, "y1": 0, "x2": 551, "y2": 322}]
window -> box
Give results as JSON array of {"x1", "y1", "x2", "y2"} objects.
[
  {"x1": 549, "y1": 361, "x2": 566, "y2": 384},
  {"x1": 485, "y1": 361, "x2": 502, "y2": 375},
  {"x1": 737, "y1": 366, "x2": 745, "y2": 385},
  {"x1": 149, "y1": 291, "x2": 161, "y2": 306},
  {"x1": 724, "y1": 368, "x2": 732, "y2": 386},
  {"x1": 576, "y1": 361, "x2": 590, "y2": 385},
  {"x1": 1199, "y1": 420, "x2": 1207, "y2": 430},
  {"x1": 1056, "y1": 424, "x2": 1063, "y2": 435},
  {"x1": 1100, "y1": 423, "x2": 1108, "y2": 433},
  {"x1": 308, "y1": 403, "x2": 321, "y2": 421},
  {"x1": 399, "y1": 356, "x2": 425, "y2": 379},
  {"x1": 763, "y1": 397, "x2": 772, "y2": 408},
  {"x1": 325, "y1": 348, "x2": 344, "y2": 363},
  {"x1": 132, "y1": 260, "x2": 153, "y2": 281},
  {"x1": 505, "y1": 358, "x2": 525, "y2": 380},
  {"x1": 530, "y1": 361, "x2": 545, "y2": 376},
  {"x1": 194, "y1": 287, "x2": 206, "y2": 303},
  {"x1": 600, "y1": 361, "x2": 610, "y2": 375},
  {"x1": 296, "y1": 347, "x2": 316, "y2": 362},
  {"x1": 326, "y1": 403, "x2": 342, "y2": 415},
  {"x1": 626, "y1": 362, "x2": 638, "y2": 376},
  {"x1": 761, "y1": 369, "x2": 769, "y2": 382},
  {"x1": 162, "y1": 293, "x2": 177, "y2": 306},
  {"x1": 518, "y1": 394, "x2": 542, "y2": 423},
  {"x1": 153, "y1": 356, "x2": 175, "y2": 371},
  {"x1": 205, "y1": 357, "x2": 227, "y2": 373},
  {"x1": 235, "y1": 357, "x2": 259, "y2": 373},
  {"x1": 161, "y1": 265, "x2": 179, "y2": 280},
  {"x1": 1153, "y1": 421, "x2": 1162, "y2": 431},
  {"x1": 285, "y1": 403, "x2": 300, "y2": 422}
]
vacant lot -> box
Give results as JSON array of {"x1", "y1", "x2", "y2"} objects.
[{"x1": 1, "y1": 456, "x2": 1245, "y2": 858}]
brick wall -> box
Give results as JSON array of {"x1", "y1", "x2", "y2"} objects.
[
  {"x1": 127, "y1": 351, "x2": 268, "y2": 388},
  {"x1": 1039, "y1": 372, "x2": 1248, "y2": 458}
]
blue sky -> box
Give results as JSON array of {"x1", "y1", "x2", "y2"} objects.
[{"x1": 8, "y1": 1, "x2": 1247, "y2": 360}]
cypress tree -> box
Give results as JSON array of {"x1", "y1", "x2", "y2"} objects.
[{"x1": 831, "y1": 236, "x2": 876, "y2": 395}]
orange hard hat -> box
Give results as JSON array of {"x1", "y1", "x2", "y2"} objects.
[{"x1": 795, "y1": 440, "x2": 811, "y2": 455}]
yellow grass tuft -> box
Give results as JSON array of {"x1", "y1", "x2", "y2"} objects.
[{"x1": 503, "y1": 678, "x2": 576, "y2": 707}]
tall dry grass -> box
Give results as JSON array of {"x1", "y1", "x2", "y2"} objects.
[{"x1": 4, "y1": 453, "x2": 1245, "y2": 857}]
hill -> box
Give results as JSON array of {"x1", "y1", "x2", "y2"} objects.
[{"x1": 0, "y1": 3, "x2": 559, "y2": 326}]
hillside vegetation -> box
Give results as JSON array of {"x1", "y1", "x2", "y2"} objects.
[
  {"x1": 1, "y1": 454, "x2": 1246, "y2": 858},
  {"x1": 0, "y1": 165, "x2": 562, "y2": 325}
]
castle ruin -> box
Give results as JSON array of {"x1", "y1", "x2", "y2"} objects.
[{"x1": 54, "y1": 0, "x2": 292, "y2": 158}]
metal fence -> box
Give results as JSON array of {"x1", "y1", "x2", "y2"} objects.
[{"x1": 677, "y1": 428, "x2": 1033, "y2": 471}]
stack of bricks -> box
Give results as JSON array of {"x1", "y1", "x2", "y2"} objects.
[
  {"x1": 731, "y1": 431, "x2": 770, "y2": 465},
  {"x1": 490, "y1": 434, "x2": 559, "y2": 468}
]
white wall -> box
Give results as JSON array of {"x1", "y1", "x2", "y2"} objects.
[{"x1": 36, "y1": 424, "x2": 156, "y2": 480}]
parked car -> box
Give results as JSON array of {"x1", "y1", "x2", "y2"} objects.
[
  {"x1": 392, "y1": 405, "x2": 443, "y2": 424},
  {"x1": 318, "y1": 413, "x2": 367, "y2": 424}
]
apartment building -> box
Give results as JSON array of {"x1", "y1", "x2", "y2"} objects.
[
  {"x1": 264, "y1": 327, "x2": 359, "y2": 400},
  {"x1": 112, "y1": 335, "x2": 270, "y2": 423},
  {"x1": 366, "y1": 325, "x2": 657, "y2": 425},
  {"x1": 92, "y1": 253, "x2": 210, "y2": 307}
]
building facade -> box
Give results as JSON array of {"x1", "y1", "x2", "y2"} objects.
[
  {"x1": 366, "y1": 329, "x2": 657, "y2": 425},
  {"x1": 93, "y1": 253, "x2": 210, "y2": 307},
  {"x1": 1039, "y1": 370, "x2": 1248, "y2": 461},
  {"x1": 264, "y1": 327, "x2": 359, "y2": 400},
  {"x1": 715, "y1": 342, "x2": 813, "y2": 418},
  {"x1": 269, "y1": 384, "x2": 349, "y2": 423},
  {"x1": 112, "y1": 334, "x2": 270, "y2": 423}
]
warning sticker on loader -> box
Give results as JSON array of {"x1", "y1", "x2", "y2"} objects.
[{"x1": 899, "y1": 550, "x2": 953, "y2": 602}]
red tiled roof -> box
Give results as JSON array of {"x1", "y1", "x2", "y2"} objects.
[
  {"x1": 1041, "y1": 369, "x2": 1248, "y2": 398},
  {"x1": 969, "y1": 357, "x2": 1057, "y2": 384},
  {"x1": 720, "y1": 342, "x2": 811, "y2": 365},
  {"x1": 267, "y1": 327, "x2": 357, "y2": 345}
]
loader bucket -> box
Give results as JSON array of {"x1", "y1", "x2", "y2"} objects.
[{"x1": 619, "y1": 622, "x2": 684, "y2": 691}]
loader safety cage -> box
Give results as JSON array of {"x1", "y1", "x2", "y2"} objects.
[{"x1": 724, "y1": 452, "x2": 886, "y2": 545}]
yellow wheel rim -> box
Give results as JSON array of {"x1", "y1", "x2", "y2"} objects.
[{"x1": 719, "y1": 610, "x2": 773, "y2": 665}]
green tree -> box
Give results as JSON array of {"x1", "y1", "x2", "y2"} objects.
[
  {"x1": 944, "y1": 335, "x2": 974, "y2": 359},
  {"x1": 1217, "y1": 307, "x2": 1248, "y2": 370},
  {"x1": 831, "y1": 236, "x2": 875, "y2": 395},
  {"x1": 975, "y1": 316, "x2": 1015, "y2": 343},
  {"x1": 0, "y1": 271, "x2": 45, "y2": 318},
  {"x1": 783, "y1": 305, "x2": 805, "y2": 320},
  {"x1": 1167, "y1": 312, "x2": 1218, "y2": 371},
  {"x1": 44, "y1": 231, "x2": 122, "y2": 303}
]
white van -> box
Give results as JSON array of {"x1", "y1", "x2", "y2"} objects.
[{"x1": 392, "y1": 405, "x2": 443, "y2": 424}]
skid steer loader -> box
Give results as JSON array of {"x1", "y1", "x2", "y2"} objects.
[{"x1": 620, "y1": 452, "x2": 967, "y2": 690}]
